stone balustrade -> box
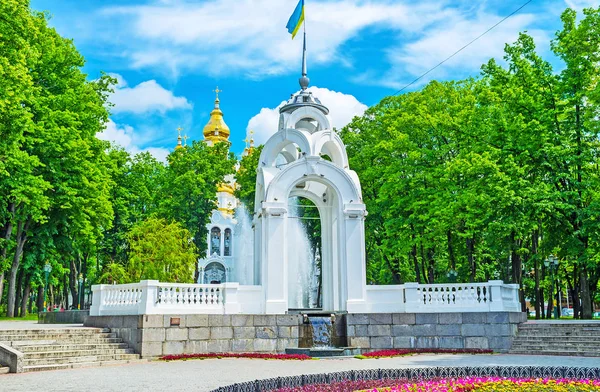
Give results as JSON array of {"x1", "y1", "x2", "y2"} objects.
[
  {"x1": 90, "y1": 281, "x2": 246, "y2": 316},
  {"x1": 91, "y1": 280, "x2": 520, "y2": 316},
  {"x1": 365, "y1": 280, "x2": 520, "y2": 313}
]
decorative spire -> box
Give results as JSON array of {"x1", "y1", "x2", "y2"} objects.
[
  {"x1": 299, "y1": 30, "x2": 309, "y2": 90},
  {"x1": 183, "y1": 134, "x2": 189, "y2": 147},
  {"x1": 203, "y1": 87, "x2": 231, "y2": 144},
  {"x1": 249, "y1": 129, "x2": 255, "y2": 148},
  {"x1": 213, "y1": 86, "x2": 222, "y2": 108},
  {"x1": 175, "y1": 126, "x2": 184, "y2": 149}
]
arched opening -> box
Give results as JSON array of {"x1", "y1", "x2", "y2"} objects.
[
  {"x1": 295, "y1": 117, "x2": 319, "y2": 133},
  {"x1": 210, "y1": 227, "x2": 221, "y2": 255},
  {"x1": 287, "y1": 196, "x2": 322, "y2": 310},
  {"x1": 275, "y1": 142, "x2": 301, "y2": 168},
  {"x1": 224, "y1": 228, "x2": 232, "y2": 256},
  {"x1": 204, "y1": 261, "x2": 226, "y2": 284}
]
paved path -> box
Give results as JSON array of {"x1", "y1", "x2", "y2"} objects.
[
  {"x1": 0, "y1": 321, "x2": 86, "y2": 330},
  {"x1": 1, "y1": 354, "x2": 599, "y2": 392}
]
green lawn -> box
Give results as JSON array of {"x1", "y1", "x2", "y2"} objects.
[{"x1": 0, "y1": 314, "x2": 38, "y2": 321}]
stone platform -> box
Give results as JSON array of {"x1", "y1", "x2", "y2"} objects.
[
  {"x1": 347, "y1": 312, "x2": 527, "y2": 352},
  {"x1": 85, "y1": 312, "x2": 525, "y2": 358}
]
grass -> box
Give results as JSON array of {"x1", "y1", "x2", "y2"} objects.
[{"x1": 0, "y1": 313, "x2": 38, "y2": 321}]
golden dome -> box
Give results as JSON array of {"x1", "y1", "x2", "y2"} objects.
[{"x1": 203, "y1": 87, "x2": 230, "y2": 144}]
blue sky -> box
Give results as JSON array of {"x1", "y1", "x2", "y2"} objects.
[{"x1": 30, "y1": 0, "x2": 598, "y2": 160}]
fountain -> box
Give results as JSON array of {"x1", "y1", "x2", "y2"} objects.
[
  {"x1": 233, "y1": 204, "x2": 254, "y2": 285},
  {"x1": 287, "y1": 197, "x2": 320, "y2": 310}
]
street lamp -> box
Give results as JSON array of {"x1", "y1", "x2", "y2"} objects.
[
  {"x1": 544, "y1": 255, "x2": 559, "y2": 318},
  {"x1": 43, "y1": 262, "x2": 52, "y2": 312},
  {"x1": 446, "y1": 269, "x2": 458, "y2": 283},
  {"x1": 77, "y1": 273, "x2": 84, "y2": 310}
]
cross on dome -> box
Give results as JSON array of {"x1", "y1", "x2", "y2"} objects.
[{"x1": 213, "y1": 86, "x2": 222, "y2": 100}]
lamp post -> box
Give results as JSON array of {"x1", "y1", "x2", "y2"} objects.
[
  {"x1": 446, "y1": 269, "x2": 458, "y2": 283},
  {"x1": 77, "y1": 273, "x2": 84, "y2": 310},
  {"x1": 544, "y1": 255, "x2": 559, "y2": 319},
  {"x1": 43, "y1": 262, "x2": 52, "y2": 312}
]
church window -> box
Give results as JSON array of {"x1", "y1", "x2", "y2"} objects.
[
  {"x1": 224, "y1": 229, "x2": 232, "y2": 256},
  {"x1": 210, "y1": 227, "x2": 221, "y2": 255}
]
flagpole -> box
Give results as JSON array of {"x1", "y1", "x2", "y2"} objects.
[{"x1": 301, "y1": 0, "x2": 308, "y2": 89}]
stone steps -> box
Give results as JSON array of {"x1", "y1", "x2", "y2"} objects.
[
  {"x1": 25, "y1": 348, "x2": 135, "y2": 359},
  {"x1": 509, "y1": 323, "x2": 600, "y2": 357},
  {"x1": 0, "y1": 328, "x2": 109, "y2": 336},
  {"x1": 23, "y1": 358, "x2": 147, "y2": 373},
  {"x1": 7, "y1": 337, "x2": 124, "y2": 346},
  {"x1": 16, "y1": 342, "x2": 130, "y2": 353},
  {"x1": 0, "y1": 327, "x2": 141, "y2": 372},
  {"x1": 0, "y1": 332, "x2": 118, "y2": 341},
  {"x1": 510, "y1": 349, "x2": 600, "y2": 357},
  {"x1": 24, "y1": 353, "x2": 140, "y2": 366}
]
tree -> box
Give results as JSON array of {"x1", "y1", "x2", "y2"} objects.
[
  {"x1": 126, "y1": 218, "x2": 196, "y2": 283},
  {"x1": 235, "y1": 145, "x2": 263, "y2": 214},
  {"x1": 159, "y1": 141, "x2": 235, "y2": 266},
  {"x1": 1, "y1": 1, "x2": 113, "y2": 315}
]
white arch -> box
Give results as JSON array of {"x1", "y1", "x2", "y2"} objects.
[
  {"x1": 312, "y1": 131, "x2": 349, "y2": 169},
  {"x1": 260, "y1": 129, "x2": 312, "y2": 167},
  {"x1": 264, "y1": 157, "x2": 361, "y2": 205},
  {"x1": 281, "y1": 107, "x2": 331, "y2": 132}
]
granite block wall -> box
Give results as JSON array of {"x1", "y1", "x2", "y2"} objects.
[
  {"x1": 86, "y1": 314, "x2": 303, "y2": 358},
  {"x1": 346, "y1": 312, "x2": 527, "y2": 353}
]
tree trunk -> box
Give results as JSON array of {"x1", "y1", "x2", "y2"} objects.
[
  {"x1": 466, "y1": 237, "x2": 475, "y2": 282},
  {"x1": 510, "y1": 232, "x2": 522, "y2": 284},
  {"x1": 82, "y1": 253, "x2": 89, "y2": 309},
  {"x1": 69, "y1": 258, "x2": 79, "y2": 309},
  {"x1": 427, "y1": 248, "x2": 435, "y2": 284},
  {"x1": 36, "y1": 285, "x2": 44, "y2": 313},
  {"x1": 447, "y1": 230, "x2": 456, "y2": 270},
  {"x1": 531, "y1": 231, "x2": 541, "y2": 319},
  {"x1": 580, "y1": 266, "x2": 593, "y2": 319},
  {"x1": 419, "y1": 243, "x2": 428, "y2": 284},
  {"x1": 0, "y1": 203, "x2": 15, "y2": 305},
  {"x1": 6, "y1": 219, "x2": 28, "y2": 317},
  {"x1": 20, "y1": 278, "x2": 30, "y2": 317},
  {"x1": 63, "y1": 274, "x2": 69, "y2": 310},
  {"x1": 0, "y1": 272, "x2": 4, "y2": 307},
  {"x1": 14, "y1": 269, "x2": 23, "y2": 317}
]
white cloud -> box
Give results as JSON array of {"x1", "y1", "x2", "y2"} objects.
[
  {"x1": 360, "y1": 11, "x2": 550, "y2": 89},
  {"x1": 564, "y1": 0, "x2": 600, "y2": 11},
  {"x1": 102, "y1": 0, "x2": 448, "y2": 78},
  {"x1": 247, "y1": 86, "x2": 367, "y2": 144},
  {"x1": 109, "y1": 74, "x2": 192, "y2": 114},
  {"x1": 97, "y1": 119, "x2": 171, "y2": 162}
]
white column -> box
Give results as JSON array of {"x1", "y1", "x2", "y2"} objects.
[
  {"x1": 220, "y1": 226, "x2": 225, "y2": 256},
  {"x1": 262, "y1": 202, "x2": 288, "y2": 314},
  {"x1": 403, "y1": 282, "x2": 420, "y2": 313},
  {"x1": 90, "y1": 284, "x2": 106, "y2": 316},
  {"x1": 344, "y1": 204, "x2": 368, "y2": 313},
  {"x1": 223, "y1": 282, "x2": 240, "y2": 314},
  {"x1": 138, "y1": 280, "x2": 159, "y2": 315}
]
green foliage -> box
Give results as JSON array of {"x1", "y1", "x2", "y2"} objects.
[
  {"x1": 342, "y1": 6, "x2": 600, "y2": 317},
  {"x1": 159, "y1": 141, "x2": 236, "y2": 256},
  {"x1": 235, "y1": 145, "x2": 263, "y2": 213},
  {"x1": 126, "y1": 218, "x2": 197, "y2": 283}
]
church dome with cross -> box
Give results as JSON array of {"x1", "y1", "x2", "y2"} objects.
[{"x1": 203, "y1": 87, "x2": 231, "y2": 146}]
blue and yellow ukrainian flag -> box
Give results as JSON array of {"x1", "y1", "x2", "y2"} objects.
[{"x1": 286, "y1": 0, "x2": 305, "y2": 39}]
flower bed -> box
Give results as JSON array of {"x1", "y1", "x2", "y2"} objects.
[
  {"x1": 363, "y1": 377, "x2": 600, "y2": 391},
  {"x1": 356, "y1": 348, "x2": 493, "y2": 359},
  {"x1": 160, "y1": 352, "x2": 312, "y2": 361},
  {"x1": 273, "y1": 377, "x2": 600, "y2": 392}
]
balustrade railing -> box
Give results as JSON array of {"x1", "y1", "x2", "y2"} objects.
[
  {"x1": 91, "y1": 280, "x2": 520, "y2": 316},
  {"x1": 365, "y1": 280, "x2": 520, "y2": 313},
  {"x1": 91, "y1": 280, "x2": 240, "y2": 316}
]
